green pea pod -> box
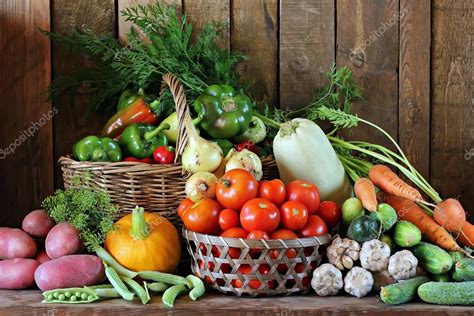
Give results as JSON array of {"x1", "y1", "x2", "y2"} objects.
[
  {"x1": 186, "y1": 275, "x2": 205, "y2": 301},
  {"x1": 42, "y1": 287, "x2": 99, "y2": 304},
  {"x1": 146, "y1": 281, "x2": 170, "y2": 293},
  {"x1": 105, "y1": 265, "x2": 134, "y2": 301},
  {"x1": 138, "y1": 271, "x2": 192, "y2": 288},
  {"x1": 162, "y1": 284, "x2": 189, "y2": 308},
  {"x1": 121, "y1": 276, "x2": 150, "y2": 305}
]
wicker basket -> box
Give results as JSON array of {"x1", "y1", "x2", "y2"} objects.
[
  {"x1": 183, "y1": 229, "x2": 330, "y2": 296},
  {"x1": 59, "y1": 74, "x2": 279, "y2": 227}
]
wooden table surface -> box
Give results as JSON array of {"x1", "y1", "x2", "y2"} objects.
[{"x1": 0, "y1": 290, "x2": 472, "y2": 316}]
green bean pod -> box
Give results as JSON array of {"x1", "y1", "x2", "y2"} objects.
[
  {"x1": 105, "y1": 265, "x2": 134, "y2": 300},
  {"x1": 42, "y1": 287, "x2": 99, "y2": 304},
  {"x1": 186, "y1": 275, "x2": 205, "y2": 301},
  {"x1": 90, "y1": 287, "x2": 121, "y2": 299},
  {"x1": 138, "y1": 271, "x2": 192, "y2": 288},
  {"x1": 96, "y1": 247, "x2": 138, "y2": 279},
  {"x1": 162, "y1": 284, "x2": 189, "y2": 308},
  {"x1": 146, "y1": 281, "x2": 170, "y2": 293},
  {"x1": 121, "y1": 276, "x2": 150, "y2": 304}
]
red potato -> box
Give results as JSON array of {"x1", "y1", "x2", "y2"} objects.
[
  {"x1": 45, "y1": 222, "x2": 82, "y2": 259},
  {"x1": 0, "y1": 259, "x2": 39, "y2": 289},
  {"x1": 34, "y1": 255, "x2": 105, "y2": 291},
  {"x1": 36, "y1": 250, "x2": 51, "y2": 264},
  {"x1": 0, "y1": 228, "x2": 37, "y2": 259},
  {"x1": 22, "y1": 209, "x2": 55, "y2": 238}
]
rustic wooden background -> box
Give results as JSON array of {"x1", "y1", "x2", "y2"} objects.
[{"x1": 0, "y1": 0, "x2": 473, "y2": 227}]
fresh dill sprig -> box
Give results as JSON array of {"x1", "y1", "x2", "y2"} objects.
[
  {"x1": 42, "y1": 174, "x2": 120, "y2": 251},
  {"x1": 43, "y1": 1, "x2": 247, "y2": 115}
]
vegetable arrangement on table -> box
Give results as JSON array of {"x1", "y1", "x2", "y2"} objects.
[{"x1": 2, "y1": 0, "x2": 471, "y2": 309}]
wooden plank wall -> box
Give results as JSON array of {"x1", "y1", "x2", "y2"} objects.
[{"x1": 0, "y1": 0, "x2": 473, "y2": 226}]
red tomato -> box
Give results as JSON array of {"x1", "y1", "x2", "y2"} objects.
[
  {"x1": 269, "y1": 229, "x2": 298, "y2": 272},
  {"x1": 153, "y1": 146, "x2": 175, "y2": 164},
  {"x1": 247, "y1": 230, "x2": 270, "y2": 257},
  {"x1": 316, "y1": 201, "x2": 341, "y2": 229},
  {"x1": 247, "y1": 230, "x2": 270, "y2": 240},
  {"x1": 197, "y1": 260, "x2": 215, "y2": 285},
  {"x1": 298, "y1": 215, "x2": 328, "y2": 237},
  {"x1": 240, "y1": 198, "x2": 280, "y2": 233},
  {"x1": 286, "y1": 180, "x2": 321, "y2": 213},
  {"x1": 216, "y1": 169, "x2": 258, "y2": 210},
  {"x1": 232, "y1": 264, "x2": 273, "y2": 289},
  {"x1": 178, "y1": 198, "x2": 194, "y2": 218},
  {"x1": 218, "y1": 209, "x2": 240, "y2": 231},
  {"x1": 182, "y1": 199, "x2": 221, "y2": 234},
  {"x1": 221, "y1": 227, "x2": 248, "y2": 259},
  {"x1": 270, "y1": 229, "x2": 298, "y2": 240},
  {"x1": 280, "y1": 201, "x2": 309, "y2": 230},
  {"x1": 258, "y1": 179, "x2": 286, "y2": 207}
]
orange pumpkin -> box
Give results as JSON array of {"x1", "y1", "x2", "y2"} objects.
[{"x1": 105, "y1": 206, "x2": 181, "y2": 273}]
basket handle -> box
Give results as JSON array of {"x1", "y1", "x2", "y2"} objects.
[{"x1": 161, "y1": 73, "x2": 190, "y2": 164}]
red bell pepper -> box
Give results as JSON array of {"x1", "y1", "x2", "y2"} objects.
[
  {"x1": 235, "y1": 140, "x2": 260, "y2": 155},
  {"x1": 102, "y1": 99, "x2": 161, "y2": 138},
  {"x1": 123, "y1": 157, "x2": 155, "y2": 164}
]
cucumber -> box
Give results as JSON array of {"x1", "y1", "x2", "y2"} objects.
[
  {"x1": 449, "y1": 251, "x2": 465, "y2": 263},
  {"x1": 412, "y1": 242, "x2": 453, "y2": 275},
  {"x1": 452, "y1": 258, "x2": 474, "y2": 282},
  {"x1": 380, "y1": 234, "x2": 394, "y2": 252},
  {"x1": 369, "y1": 204, "x2": 397, "y2": 232},
  {"x1": 431, "y1": 273, "x2": 450, "y2": 282},
  {"x1": 393, "y1": 221, "x2": 421, "y2": 248},
  {"x1": 418, "y1": 281, "x2": 474, "y2": 305},
  {"x1": 380, "y1": 276, "x2": 429, "y2": 305}
]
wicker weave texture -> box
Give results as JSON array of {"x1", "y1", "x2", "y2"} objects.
[
  {"x1": 59, "y1": 74, "x2": 279, "y2": 226},
  {"x1": 183, "y1": 229, "x2": 330, "y2": 296}
]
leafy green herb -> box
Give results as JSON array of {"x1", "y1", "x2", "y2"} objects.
[
  {"x1": 43, "y1": 1, "x2": 247, "y2": 115},
  {"x1": 42, "y1": 174, "x2": 120, "y2": 251},
  {"x1": 256, "y1": 64, "x2": 362, "y2": 132}
]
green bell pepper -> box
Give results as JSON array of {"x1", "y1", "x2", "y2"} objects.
[
  {"x1": 233, "y1": 116, "x2": 267, "y2": 144},
  {"x1": 193, "y1": 85, "x2": 253, "y2": 139},
  {"x1": 117, "y1": 88, "x2": 145, "y2": 112},
  {"x1": 212, "y1": 139, "x2": 234, "y2": 157},
  {"x1": 120, "y1": 123, "x2": 168, "y2": 159},
  {"x1": 73, "y1": 136, "x2": 122, "y2": 162}
]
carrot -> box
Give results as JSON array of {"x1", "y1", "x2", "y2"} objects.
[
  {"x1": 379, "y1": 192, "x2": 463, "y2": 253},
  {"x1": 457, "y1": 221, "x2": 474, "y2": 248},
  {"x1": 369, "y1": 164, "x2": 423, "y2": 202},
  {"x1": 433, "y1": 198, "x2": 466, "y2": 233},
  {"x1": 354, "y1": 178, "x2": 377, "y2": 211}
]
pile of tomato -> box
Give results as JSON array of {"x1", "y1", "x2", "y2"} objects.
[{"x1": 178, "y1": 169, "x2": 341, "y2": 242}]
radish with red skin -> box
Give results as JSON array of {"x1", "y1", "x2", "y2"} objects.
[
  {"x1": 0, "y1": 228, "x2": 37, "y2": 259},
  {"x1": 22, "y1": 209, "x2": 55, "y2": 238},
  {"x1": 0, "y1": 259, "x2": 39, "y2": 289},
  {"x1": 34, "y1": 255, "x2": 105, "y2": 291},
  {"x1": 45, "y1": 222, "x2": 82, "y2": 259}
]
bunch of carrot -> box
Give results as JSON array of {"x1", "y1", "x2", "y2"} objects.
[
  {"x1": 351, "y1": 164, "x2": 472, "y2": 255},
  {"x1": 327, "y1": 111, "x2": 472, "y2": 254}
]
